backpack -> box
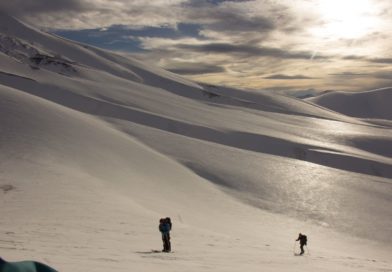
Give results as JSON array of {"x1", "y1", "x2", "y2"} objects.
[{"x1": 166, "y1": 217, "x2": 172, "y2": 230}]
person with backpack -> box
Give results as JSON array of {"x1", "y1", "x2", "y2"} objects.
[
  {"x1": 295, "y1": 233, "x2": 307, "y2": 255},
  {"x1": 159, "y1": 217, "x2": 172, "y2": 252}
]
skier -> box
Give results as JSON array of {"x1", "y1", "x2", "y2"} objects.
[
  {"x1": 159, "y1": 218, "x2": 172, "y2": 252},
  {"x1": 295, "y1": 233, "x2": 308, "y2": 255}
]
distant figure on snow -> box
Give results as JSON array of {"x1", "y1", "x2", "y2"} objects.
[
  {"x1": 295, "y1": 233, "x2": 308, "y2": 255},
  {"x1": 159, "y1": 217, "x2": 172, "y2": 252}
]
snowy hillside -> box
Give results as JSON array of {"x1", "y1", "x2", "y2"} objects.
[
  {"x1": 1, "y1": 14, "x2": 392, "y2": 272},
  {"x1": 308, "y1": 87, "x2": 392, "y2": 121}
]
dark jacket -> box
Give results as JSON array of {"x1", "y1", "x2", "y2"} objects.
[
  {"x1": 296, "y1": 234, "x2": 307, "y2": 245},
  {"x1": 159, "y1": 222, "x2": 170, "y2": 234}
]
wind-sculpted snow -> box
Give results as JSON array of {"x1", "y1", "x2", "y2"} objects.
[
  {"x1": 308, "y1": 88, "x2": 392, "y2": 121},
  {"x1": 1, "y1": 14, "x2": 392, "y2": 272}
]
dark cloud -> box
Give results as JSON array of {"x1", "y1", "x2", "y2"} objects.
[
  {"x1": 329, "y1": 72, "x2": 369, "y2": 77},
  {"x1": 369, "y1": 58, "x2": 392, "y2": 64},
  {"x1": 209, "y1": 14, "x2": 274, "y2": 33},
  {"x1": 207, "y1": 0, "x2": 255, "y2": 5},
  {"x1": 186, "y1": 0, "x2": 251, "y2": 8},
  {"x1": 373, "y1": 71, "x2": 392, "y2": 79},
  {"x1": 342, "y1": 55, "x2": 392, "y2": 65},
  {"x1": 176, "y1": 43, "x2": 327, "y2": 60},
  {"x1": 0, "y1": 0, "x2": 86, "y2": 16},
  {"x1": 342, "y1": 55, "x2": 367, "y2": 61},
  {"x1": 183, "y1": 0, "x2": 276, "y2": 35},
  {"x1": 264, "y1": 74, "x2": 316, "y2": 80},
  {"x1": 167, "y1": 62, "x2": 225, "y2": 75}
]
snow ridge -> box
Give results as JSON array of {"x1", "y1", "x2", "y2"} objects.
[{"x1": 308, "y1": 87, "x2": 392, "y2": 120}]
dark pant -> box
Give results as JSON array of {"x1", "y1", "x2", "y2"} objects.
[
  {"x1": 162, "y1": 233, "x2": 171, "y2": 252},
  {"x1": 300, "y1": 244, "x2": 305, "y2": 255}
]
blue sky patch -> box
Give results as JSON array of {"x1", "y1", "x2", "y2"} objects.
[{"x1": 53, "y1": 23, "x2": 203, "y2": 52}]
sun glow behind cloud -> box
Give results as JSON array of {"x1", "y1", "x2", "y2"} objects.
[
  {"x1": 310, "y1": 0, "x2": 381, "y2": 40},
  {"x1": 3, "y1": 0, "x2": 392, "y2": 93}
]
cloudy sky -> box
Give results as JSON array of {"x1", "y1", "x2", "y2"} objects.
[{"x1": 2, "y1": 0, "x2": 392, "y2": 93}]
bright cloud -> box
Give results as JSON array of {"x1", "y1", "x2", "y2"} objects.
[{"x1": 3, "y1": 0, "x2": 392, "y2": 93}]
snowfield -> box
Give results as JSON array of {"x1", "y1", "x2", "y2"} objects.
[
  {"x1": 0, "y1": 14, "x2": 391, "y2": 272},
  {"x1": 308, "y1": 87, "x2": 392, "y2": 121}
]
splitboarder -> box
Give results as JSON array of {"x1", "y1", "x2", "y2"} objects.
[
  {"x1": 159, "y1": 217, "x2": 172, "y2": 252},
  {"x1": 295, "y1": 233, "x2": 308, "y2": 255}
]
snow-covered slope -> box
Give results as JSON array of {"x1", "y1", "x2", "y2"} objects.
[
  {"x1": 1, "y1": 14, "x2": 392, "y2": 272},
  {"x1": 308, "y1": 87, "x2": 392, "y2": 121}
]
